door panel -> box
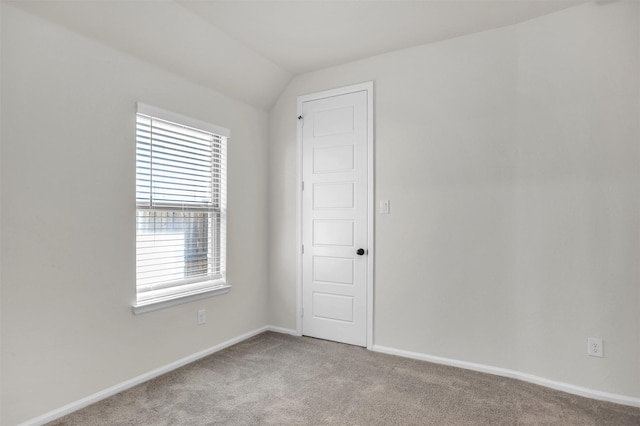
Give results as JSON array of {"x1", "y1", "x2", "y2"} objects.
[
  {"x1": 313, "y1": 145, "x2": 355, "y2": 173},
  {"x1": 313, "y1": 106, "x2": 354, "y2": 137},
  {"x1": 312, "y1": 256, "x2": 354, "y2": 285},
  {"x1": 312, "y1": 220, "x2": 354, "y2": 246},
  {"x1": 302, "y1": 90, "x2": 368, "y2": 347},
  {"x1": 313, "y1": 182, "x2": 354, "y2": 209},
  {"x1": 312, "y1": 292, "x2": 354, "y2": 322}
]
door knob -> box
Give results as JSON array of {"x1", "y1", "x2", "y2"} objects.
[{"x1": 357, "y1": 248, "x2": 365, "y2": 256}]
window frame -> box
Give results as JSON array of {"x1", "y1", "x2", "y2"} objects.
[{"x1": 132, "y1": 102, "x2": 230, "y2": 315}]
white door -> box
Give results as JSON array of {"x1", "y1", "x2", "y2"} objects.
[{"x1": 301, "y1": 88, "x2": 369, "y2": 347}]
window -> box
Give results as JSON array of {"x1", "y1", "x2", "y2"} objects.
[{"x1": 133, "y1": 103, "x2": 229, "y2": 314}]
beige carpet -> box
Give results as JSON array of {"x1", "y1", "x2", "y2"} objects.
[{"x1": 49, "y1": 332, "x2": 640, "y2": 425}]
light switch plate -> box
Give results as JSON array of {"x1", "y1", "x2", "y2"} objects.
[{"x1": 380, "y1": 200, "x2": 390, "y2": 214}]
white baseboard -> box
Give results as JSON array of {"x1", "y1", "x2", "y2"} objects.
[
  {"x1": 265, "y1": 325, "x2": 300, "y2": 336},
  {"x1": 20, "y1": 326, "x2": 282, "y2": 426},
  {"x1": 372, "y1": 344, "x2": 640, "y2": 408}
]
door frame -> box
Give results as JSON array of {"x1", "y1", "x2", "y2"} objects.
[{"x1": 296, "y1": 81, "x2": 374, "y2": 349}]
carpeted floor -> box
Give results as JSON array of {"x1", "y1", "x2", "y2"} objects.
[{"x1": 49, "y1": 331, "x2": 640, "y2": 425}]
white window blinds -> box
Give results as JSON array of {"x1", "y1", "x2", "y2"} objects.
[{"x1": 134, "y1": 103, "x2": 228, "y2": 311}]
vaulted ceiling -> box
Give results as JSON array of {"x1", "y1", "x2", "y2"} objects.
[{"x1": 7, "y1": 0, "x2": 586, "y2": 109}]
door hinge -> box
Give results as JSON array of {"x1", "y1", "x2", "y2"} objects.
[
  {"x1": 301, "y1": 181, "x2": 304, "y2": 191},
  {"x1": 301, "y1": 307, "x2": 304, "y2": 317},
  {"x1": 301, "y1": 244, "x2": 304, "y2": 254}
]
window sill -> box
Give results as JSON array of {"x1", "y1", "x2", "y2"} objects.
[{"x1": 132, "y1": 284, "x2": 231, "y2": 315}]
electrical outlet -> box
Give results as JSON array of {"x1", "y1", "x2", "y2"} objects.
[
  {"x1": 588, "y1": 337, "x2": 603, "y2": 358},
  {"x1": 197, "y1": 309, "x2": 206, "y2": 326}
]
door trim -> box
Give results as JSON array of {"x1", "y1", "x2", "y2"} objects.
[{"x1": 296, "y1": 81, "x2": 374, "y2": 349}]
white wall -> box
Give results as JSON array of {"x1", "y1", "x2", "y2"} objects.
[
  {"x1": 269, "y1": 1, "x2": 640, "y2": 399},
  {"x1": 1, "y1": 5, "x2": 269, "y2": 425}
]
